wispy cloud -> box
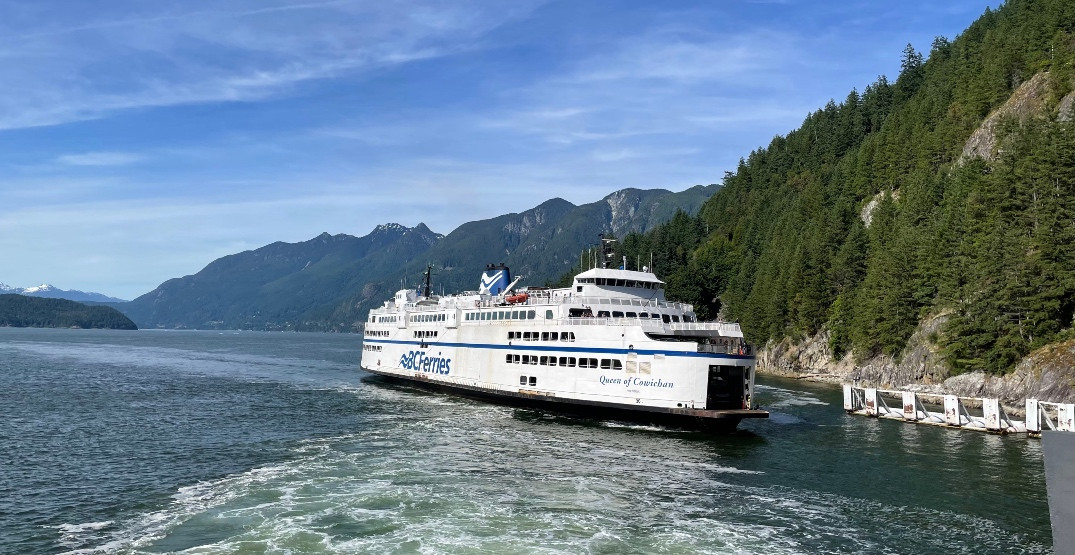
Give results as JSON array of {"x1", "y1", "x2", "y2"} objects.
[
  {"x1": 56, "y1": 151, "x2": 142, "y2": 166},
  {"x1": 0, "y1": 1, "x2": 540, "y2": 130}
]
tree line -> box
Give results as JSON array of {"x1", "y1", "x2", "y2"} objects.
[
  {"x1": 606, "y1": 0, "x2": 1075, "y2": 375},
  {"x1": 0, "y1": 294, "x2": 138, "y2": 329}
]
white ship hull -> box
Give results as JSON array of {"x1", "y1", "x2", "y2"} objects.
[{"x1": 360, "y1": 263, "x2": 768, "y2": 432}]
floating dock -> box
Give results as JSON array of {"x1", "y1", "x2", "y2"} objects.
[{"x1": 843, "y1": 384, "x2": 1075, "y2": 437}]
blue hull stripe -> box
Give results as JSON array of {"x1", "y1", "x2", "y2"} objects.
[{"x1": 364, "y1": 338, "x2": 752, "y2": 360}]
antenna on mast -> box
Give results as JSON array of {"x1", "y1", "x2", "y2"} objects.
[
  {"x1": 422, "y1": 264, "x2": 434, "y2": 298},
  {"x1": 599, "y1": 234, "x2": 617, "y2": 269}
]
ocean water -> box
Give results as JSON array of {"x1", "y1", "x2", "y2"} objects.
[{"x1": 0, "y1": 328, "x2": 1052, "y2": 554}]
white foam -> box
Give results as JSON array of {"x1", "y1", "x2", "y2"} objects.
[{"x1": 56, "y1": 521, "x2": 113, "y2": 534}]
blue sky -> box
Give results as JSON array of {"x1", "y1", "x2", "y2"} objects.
[{"x1": 0, "y1": 0, "x2": 995, "y2": 300}]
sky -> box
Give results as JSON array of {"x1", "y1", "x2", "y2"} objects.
[{"x1": 0, "y1": 0, "x2": 997, "y2": 300}]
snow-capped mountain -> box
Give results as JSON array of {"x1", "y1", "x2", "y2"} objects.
[{"x1": 0, "y1": 283, "x2": 127, "y2": 303}]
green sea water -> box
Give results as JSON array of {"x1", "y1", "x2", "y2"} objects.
[{"x1": 0, "y1": 328, "x2": 1052, "y2": 553}]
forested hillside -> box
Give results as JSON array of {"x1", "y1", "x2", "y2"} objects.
[
  {"x1": 0, "y1": 294, "x2": 137, "y2": 329},
  {"x1": 616, "y1": 0, "x2": 1075, "y2": 376}
]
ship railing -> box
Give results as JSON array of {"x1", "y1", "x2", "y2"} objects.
[
  {"x1": 470, "y1": 294, "x2": 697, "y2": 315},
  {"x1": 553, "y1": 317, "x2": 660, "y2": 328},
  {"x1": 696, "y1": 342, "x2": 753, "y2": 355},
  {"x1": 669, "y1": 322, "x2": 743, "y2": 335}
]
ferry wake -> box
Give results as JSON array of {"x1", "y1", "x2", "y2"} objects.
[{"x1": 360, "y1": 241, "x2": 768, "y2": 433}]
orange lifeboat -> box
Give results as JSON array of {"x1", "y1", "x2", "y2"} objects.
[{"x1": 506, "y1": 292, "x2": 529, "y2": 304}]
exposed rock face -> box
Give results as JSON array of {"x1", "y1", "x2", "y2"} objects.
[
  {"x1": 939, "y1": 340, "x2": 1075, "y2": 405},
  {"x1": 1059, "y1": 90, "x2": 1075, "y2": 122},
  {"x1": 757, "y1": 314, "x2": 1075, "y2": 409},
  {"x1": 759, "y1": 314, "x2": 949, "y2": 386},
  {"x1": 961, "y1": 71, "x2": 1052, "y2": 162}
]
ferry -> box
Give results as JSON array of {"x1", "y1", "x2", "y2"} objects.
[{"x1": 360, "y1": 243, "x2": 768, "y2": 432}]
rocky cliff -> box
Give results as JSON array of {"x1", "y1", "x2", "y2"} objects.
[{"x1": 758, "y1": 315, "x2": 1075, "y2": 409}]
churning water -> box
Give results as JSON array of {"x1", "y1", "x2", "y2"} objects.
[{"x1": 0, "y1": 328, "x2": 1052, "y2": 553}]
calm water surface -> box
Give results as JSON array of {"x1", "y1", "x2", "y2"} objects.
[{"x1": 0, "y1": 328, "x2": 1052, "y2": 554}]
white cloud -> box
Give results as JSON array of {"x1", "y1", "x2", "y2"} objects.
[
  {"x1": 56, "y1": 151, "x2": 142, "y2": 166},
  {"x1": 0, "y1": 1, "x2": 542, "y2": 130}
]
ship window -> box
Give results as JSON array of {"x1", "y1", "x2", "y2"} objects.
[
  {"x1": 588, "y1": 358, "x2": 598, "y2": 368},
  {"x1": 577, "y1": 286, "x2": 583, "y2": 292},
  {"x1": 520, "y1": 375, "x2": 527, "y2": 385},
  {"x1": 528, "y1": 310, "x2": 536, "y2": 319},
  {"x1": 626, "y1": 312, "x2": 637, "y2": 318},
  {"x1": 651, "y1": 313, "x2": 661, "y2": 319},
  {"x1": 545, "y1": 310, "x2": 553, "y2": 319},
  {"x1": 540, "y1": 356, "x2": 549, "y2": 365},
  {"x1": 513, "y1": 354, "x2": 521, "y2": 363},
  {"x1": 529, "y1": 376, "x2": 537, "y2": 386},
  {"x1": 612, "y1": 311, "x2": 624, "y2": 318},
  {"x1": 511, "y1": 310, "x2": 519, "y2": 319},
  {"x1": 613, "y1": 360, "x2": 623, "y2": 370},
  {"x1": 684, "y1": 315, "x2": 695, "y2": 323},
  {"x1": 578, "y1": 358, "x2": 590, "y2": 369},
  {"x1": 600, "y1": 359, "x2": 612, "y2": 369},
  {"x1": 550, "y1": 332, "x2": 558, "y2": 340},
  {"x1": 597, "y1": 311, "x2": 610, "y2": 318},
  {"x1": 530, "y1": 356, "x2": 538, "y2": 365},
  {"x1": 548, "y1": 357, "x2": 557, "y2": 367},
  {"x1": 522, "y1": 355, "x2": 530, "y2": 364},
  {"x1": 558, "y1": 356, "x2": 568, "y2": 366},
  {"x1": 541, "y1": 332, "x2": 549, "y2": 341},
  {"x1": 662, "y1": 314, "x2": 670, "y2": 323},
  {"x1": 672, "y1": 315, "x2": 681, "y2": 322},
  {"x1": 507, "y1": 354, "x2": 513, "y2": 363},
  {"x1": 567, "y1": 357, "x2": 576, "y2": 367}
]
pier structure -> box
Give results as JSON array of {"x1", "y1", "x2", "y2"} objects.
[{"x1": 842, "y1": 384, "x2": 1075, "y2": 437}]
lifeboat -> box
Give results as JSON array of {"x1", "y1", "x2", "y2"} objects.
[{"x1": 505, "y1": 292, "x2": 529, "y2": 304}]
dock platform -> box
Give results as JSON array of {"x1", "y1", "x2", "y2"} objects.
[{"x1": 843, "y1": 384, "x2": 1075, "y2": 437}]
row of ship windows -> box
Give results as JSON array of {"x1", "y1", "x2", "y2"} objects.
[
  {"x1": 363, "y1": 345, "x2": 383, "y2": 352},
  {"x1": 568, "y1": 307, "x2": 691, "y2": 323},
  {"x1": 576, "y1": 277, "x2": 662, "y2": 289},
  {"x1": 414, "y1": 330, "x2": 439, "y2": 338},
  {"x1": 466, "y1": 310, "x2": 538, "y2": 321},
  {"x1": 372, "y1": 315, "x2": 399, "y2": 324},
  {"x1": 413, "y1": 313, "x2": 446, "y2": 323},
  {"x1": 507, "y1": 331, "x2": 576, "y2": 342},
  {"x1": 364, "y1": 330, "x2": 389, "y2": 337},
  {"x1": 520, "y1": 375, "x2": 538, "y2": 386},
  {"x1": 506, "y1": 354, "x2": 624, "y2": 370}
]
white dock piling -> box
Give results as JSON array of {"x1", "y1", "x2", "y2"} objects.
[{"x1": 840, "y1": 385, "x2": 1057, "y2": 436}]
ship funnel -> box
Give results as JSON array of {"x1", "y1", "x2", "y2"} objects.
[{"x1": 479, "y1": 263, "x2": 511, "y2": 295}]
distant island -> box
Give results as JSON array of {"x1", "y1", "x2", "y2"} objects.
[{"x1": 0, "y1": 294, "x2": 137, "y2": 330}]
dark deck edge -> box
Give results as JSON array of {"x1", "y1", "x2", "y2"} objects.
[{"x1": 361, "y1": 367, "x2": 769, "y2": 433}]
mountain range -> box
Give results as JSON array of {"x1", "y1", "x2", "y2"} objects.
[
  {"x1": 0, "y1": 283, "x2": 126, "y2": 303},
  {"x1": 118, "y1": 185, "x2": 717, "y2": 331}
]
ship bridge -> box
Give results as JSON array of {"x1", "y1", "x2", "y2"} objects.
[{"x1": 572, "y1": 268, "x2": 665, "y2": 301}]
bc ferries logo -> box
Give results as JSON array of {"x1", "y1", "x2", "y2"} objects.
[
  {"x1": 479, "y1": 271, "x2": 504, "y2": 294},
  {"x1": 400, "y1": 350, "x2": 451, "y2": 375}
]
